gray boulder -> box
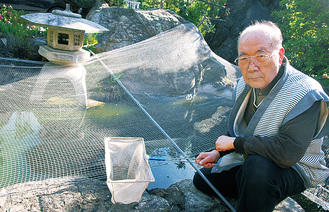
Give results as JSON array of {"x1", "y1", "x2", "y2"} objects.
[
  {"x1": 0, "y1": 177, "x2": 304, "y2": 211},
  {"x1": 87, "y1": 1, "x2": 190, "y2": 52}
]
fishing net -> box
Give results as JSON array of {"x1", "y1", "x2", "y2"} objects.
[
  {"x1": 0, "y1": 22, "x2": 328, "y2": 209},
  {"x1": 104, "y1": 137, "x2": 154, "y2": 204},
  {"x1": 0, "y1": 23, "x2": 239, "y2": 191}
]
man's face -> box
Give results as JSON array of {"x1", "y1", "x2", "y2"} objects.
[{"x1": 238, "y1": 30, "x2": 284, "y2": 89}]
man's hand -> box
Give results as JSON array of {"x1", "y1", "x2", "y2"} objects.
[
  {"x1": 195, "y1": 150, "x2": 220, "y2": 168},
  {"x1": 216, "y1": 135, "x2": 235, "y2": 152}
]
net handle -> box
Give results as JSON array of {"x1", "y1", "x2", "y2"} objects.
[
  {"x1": 86, "y1": 48, "x2": 236, "y2": 212},
  {"x1": 148, "y1": 156, "x2": 200, "y2": 163}
]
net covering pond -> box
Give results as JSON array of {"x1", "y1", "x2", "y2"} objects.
[
  {"x1": 0, "y1": 24, "x2": 327, "y2": 207},
  {"x1": 0, "y1": 24, "x2": 240, "y2": 189}
]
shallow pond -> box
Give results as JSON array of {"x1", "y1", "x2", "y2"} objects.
[{"x1": 0, "y1": 93, "x2": 231, "y2": 190}]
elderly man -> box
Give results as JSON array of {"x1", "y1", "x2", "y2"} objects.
[{"x1": 193, "y1": 21, "x2": 329, "y2": 211}]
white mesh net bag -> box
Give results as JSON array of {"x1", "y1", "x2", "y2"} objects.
[{"x1": 104, "y1": 137, "x2": 154, "y2": 204}]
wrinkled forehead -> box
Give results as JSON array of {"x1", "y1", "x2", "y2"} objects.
[{"x1": 238, "y1": 30, "x2": 273, "y2": 53}]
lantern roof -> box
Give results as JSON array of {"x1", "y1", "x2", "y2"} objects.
[{"x1": 21, "y1": 4, "x2": 109, "y2": 33}]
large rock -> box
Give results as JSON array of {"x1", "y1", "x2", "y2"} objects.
[
  {"x1": 87, "y1": 1, "x2": 190, "y2": 52},
  {"x1": 204, "y1": 0, "x2": 281, "y2": 63},
  {"x1": 149, "y1": 179, "x2": 236, "y2": 211},
  {"x1": 0, "y1": 177, "x2": 304, "y2": 211},
  {"x1": 0, "y1": 177, "x2": 171, "y2": 211},
  {"x1": 84, "y1": 23, "x2": 240, "y2": 98}
]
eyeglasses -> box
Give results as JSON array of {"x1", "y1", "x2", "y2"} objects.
[{"x1": 234, "y1": 51, "x2": 277, "y2": 68}]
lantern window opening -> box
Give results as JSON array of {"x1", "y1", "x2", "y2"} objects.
[{"x1": 58, "y1": 33, "x2": 69, "y2": 45}]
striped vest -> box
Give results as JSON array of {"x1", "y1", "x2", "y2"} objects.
[{"x1": 213, "y1": 61, "x2": 329, "y2": 188}]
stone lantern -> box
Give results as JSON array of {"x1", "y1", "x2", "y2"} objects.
[{"x1": 21, "y1": 5, "x2": 109, "y2": 107}]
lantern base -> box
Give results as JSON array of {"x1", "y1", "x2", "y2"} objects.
[
  {"x1": 30, "y1": 63, "x2": 87, "y2": 108},
  {"x1": 39, "y1": 45, "x2": 90, "y2": 65}
]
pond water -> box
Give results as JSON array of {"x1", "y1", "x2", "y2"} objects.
[{"x1": 0, "y1": 92, "x2": 231, "y2": 190}]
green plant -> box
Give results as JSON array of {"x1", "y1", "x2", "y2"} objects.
[
  {"x1": 139, "y1": 0, "x2": 226, "y2": 36},
  {"x1": 0, "y1": 5, "x2": 47, "y2": 59},
  {"x1": 94, "y1": 73, "x2": 127, "y2": 102},
  {"x1": 83, "y1": 33, "x2": 98, "y2": 53},
  {"x1": 272, "y1": 0, "x2": 329, "y2": 77},
  {"x1": 0, "y1": 4, "x2": 48, "y2": 60},
  {"x1": 0, "y1": 5, "x2": 47, "y2": 41}
]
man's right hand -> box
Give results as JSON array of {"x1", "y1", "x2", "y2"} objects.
[{"x1": 195, "y1": 150, "x2": 220, "y2": 168}]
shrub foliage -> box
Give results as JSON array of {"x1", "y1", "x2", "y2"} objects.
[
  {"x1": 0, "y1": 5, "x2": 47, "y2": 42},
  {"x1": 139, "y1": 0, "x2": 227, "y2": 35},
  {"x1": 272, "y1": 0, "x2": 329, "y2": 77}
]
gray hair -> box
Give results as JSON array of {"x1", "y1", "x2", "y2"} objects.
[{"x1": 238, "y1": 21, "x2": 283, "y2": 50}]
